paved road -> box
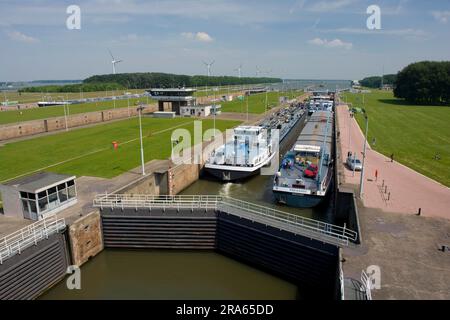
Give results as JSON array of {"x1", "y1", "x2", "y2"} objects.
[{"x1": 336, "y1": 103, "x2": 450, "y2": 219}]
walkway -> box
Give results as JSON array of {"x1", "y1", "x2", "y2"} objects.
[{"x1": 336, "y1": 103, "x2": 450, "y2": 219}]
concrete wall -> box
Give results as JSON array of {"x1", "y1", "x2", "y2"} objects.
[
  {"x1": 116, "y1": 171, "x2": 168, "y2": 196},
  {"x1": 168, "y1": 164, "x2": 200, "y2": 195},
  {"x1": 336, "y1": 190, "x2": 361, "y2": 244},
  {"x1": 0, "y1": 104, "x2": 157, "y2": 141},
  {"x1": 68, "y1": 211, "x2": 104, "y2": 267},
  {"x1": 0, "y1": 185, "x2": 23, "y2": 219}
]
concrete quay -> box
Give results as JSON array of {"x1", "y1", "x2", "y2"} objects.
[{"x1": 335, "y1": 102, "x2": 450, "y2": 300}]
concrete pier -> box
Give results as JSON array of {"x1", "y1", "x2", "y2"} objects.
[{"x1": 335, "y1": 101, "x2": 450, "y2": 300}]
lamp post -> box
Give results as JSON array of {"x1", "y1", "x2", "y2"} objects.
[
  {"x1": 58, "y1": 96, "x2": 69, "y2": 132},
  {"x1": 213, "y1": 87, "x2": 217, "y2": 137},
  {"x1": 359, "y1": 110, "x2": 369, "y2": 199},
  {"x1": 137, "y1": 104, "x2": 146, "y2": 176}
]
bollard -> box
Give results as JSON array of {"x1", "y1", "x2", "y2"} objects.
[{"x1": 417, "y1": 208, "x2": 422, "y2": 216}]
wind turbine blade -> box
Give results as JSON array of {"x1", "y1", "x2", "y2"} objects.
[{"x1": 108, "y1": 49, "x2": 115, "y2": 60}]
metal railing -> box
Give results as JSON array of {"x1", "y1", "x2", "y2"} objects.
[
  {"x1": 93, "y1": 194, "x2": 358, "y2": 247},
  {"x1": 93, "y1": 194, "x2": 222, "y2": 211},
  {"x1": 360, "y1": 270, "x2": 373, "y2": 300},
  {"x1": 0, "y1": 214, "x2": 66, "y2": 265},
  {"x1": 219, "y1": 198, "x2": 357, "y2": 246}
]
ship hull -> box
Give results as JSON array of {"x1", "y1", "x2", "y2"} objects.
[
  {"x1": 204, "y1": 167, "x2": 260, "y2": 181},
  {"x1": 273, "y1": 191, "x2": 325, "y2": 208}
]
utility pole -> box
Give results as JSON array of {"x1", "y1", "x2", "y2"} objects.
[
  {"x1": 359, "y1": 112, "x2": 369, "y2": 199},
  {"x1": 265, "y1": 90, "x2": 268, "y2": 113},
  {"x1": 137, "y1": 104, "x2": 146, "y2": 176},
  {"x1": 213, "y1": 87, "x2": 216, "y2": 136},
  {"x1": 246, "y1": 93, "x2": 249, "y2": 122},
  {"x1": 59, "y1": 96, "x2": 69, "y2": 132}
]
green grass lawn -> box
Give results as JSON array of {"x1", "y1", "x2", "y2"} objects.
[
  {"x1": 0, "y1": 117, "x2": 240, "y2": 182},
  {"x1": 0, "y1": 97, "x2": 155, "y2": 125},
  {"x1": 2, "y1": 89, "x2": 145, "y2": 104},
  {"x1": 221, "y1": 91, "x2": 302, "y2": 114},
  {"x1": 343, "y1": 90, "x2": 450, "y2": 187}
]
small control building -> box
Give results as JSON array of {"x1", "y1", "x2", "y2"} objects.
[
  {"x1": 0, "y1": 172, "x2": 77, "y2": 221},
  {"x1": 147, "y1": 88, "x2": 197, "y2": 115}
]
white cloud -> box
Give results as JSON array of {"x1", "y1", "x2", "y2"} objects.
[
  {"x1": 195, "y1": 32, "x2": 213, "y2": 42},
  {"x1": 431, "y1": 11, "x2": 450, "y2": 24},
  {"x1": 181, "y1": 31, "x2": 214, "y2": 42},
  {"x1": 308, "y1": 38, "x2": 353, "y2": 50},
  {"x1": 6, "y1": 30, "x2": 39, "y2": 43},
  {"x1": 307, "y1": 0, "x2": 356, "y2": 12}
]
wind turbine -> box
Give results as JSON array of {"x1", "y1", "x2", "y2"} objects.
[
  {"x1": 256, "y1": 65, "x2": 261, "y2": 77},
  {"x1": 203, "y1": 60, "x2": 215, "y2": 77},
  {"x1": 234, "y1": 64, "x2": 243, "y2": 78},
  {"x1": 202, "y1": 60, "x2": 215, "y2": 100},
  {"x1": 109, "y1": 49, "x2": 123, "y2": 75}
]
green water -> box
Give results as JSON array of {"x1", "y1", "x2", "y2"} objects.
[{"x1": 39, "y1": 250, "x2": 298, "y2": 300}]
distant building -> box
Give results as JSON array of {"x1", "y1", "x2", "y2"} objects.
[
  {"x1": 381, "y1": 84, "x2": 394, "y2": 91},
  {"x1": 147, "y1": 88, "x2": 221, "y2": 118},
  {"x1": 147, "y1": 88, "x2": 197, "y2": 115},
  {"x1": 180, "y1": 104, "x2": 222, "y2": 117},
  {"x1": 245, "y1": 88, "x2": 267, "y2": 96},
  {"x1": 0, "y1": 172, "x2": 77, "y2": 221}
]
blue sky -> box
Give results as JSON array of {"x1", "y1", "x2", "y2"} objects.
[{"x1": 1, "y1": 0, "x2": 450, "y2": 81}]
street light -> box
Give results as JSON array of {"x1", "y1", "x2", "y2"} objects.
[
  {"x1": 359, "y1": 110, "x2": 369, "y2": 199},
  {"x1": 137, "y1": 103, "x2": 146, "y2": 176},
  {"x1": 58, "y1": 96, "x2": 69, "y2": 132}
]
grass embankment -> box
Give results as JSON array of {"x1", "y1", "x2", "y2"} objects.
[
  {"x1": 2, "y1": 89, "x2": 145, "y2": 104},
  {"x1": 221, "y1": 91, "x2": 303, "y2": 114},
  {"x1": 0, "y1": 117, "x2": 240, "y2": 182},
  {"x1": 0, "y1": 97, "x2": 155, "y2": 125},
  {"x1": 343, "y1": 90, "x2": 450, "y2": 187}
]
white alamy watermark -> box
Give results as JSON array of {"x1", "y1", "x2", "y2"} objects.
[
  {"x1": 66, "y1": 5, "x2": 81, "y2": 30},
  {"x1": 170, "y1": 121, "x2": 280, "y2": 176},
  {"x1": 66, "y1": 265, "x2": 81, "y2": 290},
  {"x1": 366, "y1": 265, "x2": 382, "y2": 290},
  {"x1": 367, "y1": 5, "x2": 381, "y2": 30}
]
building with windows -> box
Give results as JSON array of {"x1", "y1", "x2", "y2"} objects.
[
  {"x1": 147, "y1": 88, "x2": 197, "y2": 115},
  {"x1": 0, "y1": 172, "x2": 77, "y2": 221},
  {"x1": 180, "y1": 104, "x2": 221, "y2": 117}
]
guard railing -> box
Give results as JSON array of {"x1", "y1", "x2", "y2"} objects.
[
  {"x1": 0, "y1": 214, "x2": 66, "y2": 265},
  {"x1": 93, "y1": 194, "x2": 358, "y2": 247}
]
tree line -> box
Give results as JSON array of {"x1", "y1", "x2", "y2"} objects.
[
  {"x1": 360, "y1": 74, "x2": 396, "y2": 88},
  {"x1": 19, "y1": 73, "x2": 282, "y2": 93},
  {"x1": 19, "y1": 82, "x2": 125, "y2": 93},
  {"x1": 83, "y1": 73, "x2": 282, "y2": 88},
  {"x1": 394, "y1": 61, "x2": 450, "y2": 105}
]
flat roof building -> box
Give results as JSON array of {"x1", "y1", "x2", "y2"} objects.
[
  {"x1": 180, "y1": 104, "x2": 221, "y2": 118},
  {"x1": 147, "y1": 88, "x2": 197, "y2": 115},
  {"x1": 0, "y1": 172, "x2": 77, "y2": 221}
]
